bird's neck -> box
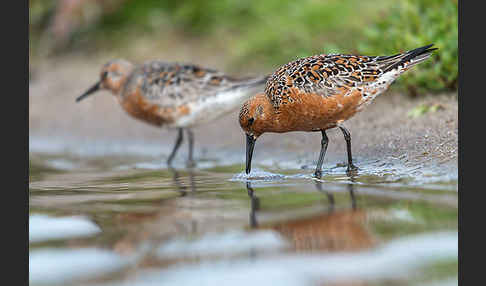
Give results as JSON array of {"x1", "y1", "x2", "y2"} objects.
[
  {"x1": 250, "y1": 96, "x2": 281, "y2": 136},
  {"x1": 109, "y1": 77, "x2": 130, "y2": 98}
]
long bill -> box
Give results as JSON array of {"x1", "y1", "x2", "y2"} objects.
[
  {"x1": 246, "y1": 133, "x2": 256, "y2": 175},
  {"x1": 76, "y1": 81, "x2": 101, "y2": 102}
]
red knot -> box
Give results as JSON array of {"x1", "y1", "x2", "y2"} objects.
[
  {"x1": 77, "y1": 59, "x2": 268, "y2": 167},
  {"x1": 239, "y1": 44, "x2": 437, "y2": 177}
]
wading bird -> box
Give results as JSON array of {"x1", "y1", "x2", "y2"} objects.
[
  {"x1": 77, "y1": 60, "x2": 268, "y2": 167},
  {"x1": 239, "y1": 44, "x2": 437, "y2": 177}
]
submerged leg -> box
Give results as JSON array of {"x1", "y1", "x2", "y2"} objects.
[
  {"x1": 314, "y1": 130, "x2": 329, "y2": 178},
  {"x1": 186, "y1": 129, "x2": 196, "y2": 167},
  {"x1": 167, "y1": 128, "x2": 184, "y2": 167},
  {"x1": 338, "y1": 126, "x2": 358, "y2": 172}
]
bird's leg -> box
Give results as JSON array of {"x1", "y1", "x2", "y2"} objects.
[
  {"x1": 338, "y1": 126, "x2": 358, "y2": 173},
  {"x1": 167, "y1": 128, "x2": 184, "y2": 167},
  {"x1": 186, "y1": 129, "x2": 196, "y2": 168},
  {"x1": 314, "y1": 130, "x2": 329, "y2": 178}
]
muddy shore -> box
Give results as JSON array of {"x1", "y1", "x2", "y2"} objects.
[
  {"x1": 29, "y1": 59, "x2": 458, "y2": 177},
  {"x1": 29, "y1": 58, "x2": 458, "y2": 286}
]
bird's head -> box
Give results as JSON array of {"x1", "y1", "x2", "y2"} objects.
[
  {"x1": 239, "y1": 93, "x2": 276, "y2": 174},
  {"x1": 76, "y1": 59, "x2": 134, "y2": 102}
]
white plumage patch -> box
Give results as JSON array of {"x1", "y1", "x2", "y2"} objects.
[
  {"x1": 173, "y1": 88, "x2": 253, "y2": 128},
  {"x1": 357, "y1": 69, "x2": 401, "y2": 109}
]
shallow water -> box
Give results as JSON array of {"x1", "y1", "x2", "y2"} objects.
[{"x1": 29, "y1": 137, "x2": 457, "y2": 286}]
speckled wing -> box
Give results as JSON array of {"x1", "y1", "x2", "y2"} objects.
[
  {"x1": 264, "y1": 54, "x2": 387, "y2": 109},
  {"x1": 123, "y1": 61, "x2": 247, "y2": 108},
  {"x1": 264, "y1": 45, "x2": 436, "y2": 109}
]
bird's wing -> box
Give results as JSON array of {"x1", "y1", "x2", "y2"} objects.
[
  {"x1": 264, "y1": 45, "x2": 436, "y2": 109},
  {"x1": 123, "y1": 61, "x2": 251, "y2": 108}
]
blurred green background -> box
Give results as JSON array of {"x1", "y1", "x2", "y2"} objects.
[{"x1": 29, "y1": 0, "x2": 458, "y2": 95}]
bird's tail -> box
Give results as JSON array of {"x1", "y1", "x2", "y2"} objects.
[{"x1": 379, "y1": 44, "x2": 438, "y2": 73}]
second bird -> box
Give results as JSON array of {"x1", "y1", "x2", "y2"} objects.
[
  {"x1": 77, "y1": 60, "x2": 268, "y2": 167},
  {"x1": 240, "y1": 44, "x2": 437, "y2": 178}
]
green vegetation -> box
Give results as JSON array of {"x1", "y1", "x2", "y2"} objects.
[
  {"x1": 29, "y1": 0, "x2": 457, "y2": 95},
  {"x1": 407, "y1": 102, "x2": 446, "y2": 118},
  {"x1": 358, "y1": 0, "x2": 458, "y2": 94}
]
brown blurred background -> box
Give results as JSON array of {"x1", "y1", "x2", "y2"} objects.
[{"x1": 29, "y1": 0, "x2": 458, "y2": 164}]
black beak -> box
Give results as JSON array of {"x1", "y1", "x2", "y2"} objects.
[
  {"x1": 246, "y1": 133, "x2": 256, "y2": 174},
  {"x1": 76, "y1": 81, "x2": 101, "y2": 102}
]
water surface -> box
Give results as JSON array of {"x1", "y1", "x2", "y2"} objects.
[{"x1": 29, "y1": 138, "x2": 457, "y2": 286}]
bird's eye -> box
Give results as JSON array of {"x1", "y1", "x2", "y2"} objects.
[{"x1": 248, "y1": 118, "x2": 255, "y2": 126}]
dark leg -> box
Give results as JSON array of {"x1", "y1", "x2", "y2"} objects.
[
  {"x1": 186, "y1": 129, "x2": 196, "y2": 167},
  {"x1": 314, "y1": 130, "x2": 329, "y2": 178},
  {"x1": 167, "y1": 128, "x2": 183, "y2": 167},
  {"x1": 338, "y1": 126, "x2": 358, "y2": 172}
]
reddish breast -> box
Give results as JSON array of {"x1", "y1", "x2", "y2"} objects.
[
  {"x1": 120, "y1": 89, "x2": 172, "y2": 127},
  {"x1": 275, "y1": 87, "x2": 363, "y2": 132}
]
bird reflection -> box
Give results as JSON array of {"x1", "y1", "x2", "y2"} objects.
[
  {"x1": 246, "y1": 179, "x2": 374, "y2": 252},
  {"x1": 313, "y1": 180, "x2": 336, "y2": 213},
  {"x1": 247, "y1": 182, "x2": 260, "y2": 228},
  {"x1": 165, "y1": 167, "x2": 198, "y2": 235},
  {"x1": 313, "y1": 179, "x2": 357, "y2": 212},
  {"x1": 168, "y1": 167, "x2": 196, "y2": 196}
]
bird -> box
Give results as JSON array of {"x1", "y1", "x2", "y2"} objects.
[
  {"x1": 76, "y1": 59, "x2": 268, "y2": 167},
  {"x1": 239, "y1": 44, "x2": 437, "y2": 178}
]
